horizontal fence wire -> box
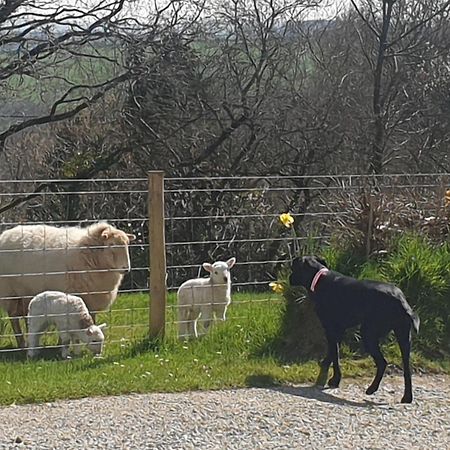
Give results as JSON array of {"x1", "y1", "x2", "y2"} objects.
[{"x1": 0, "y1": 173, "x2": 449, "y2": 352}]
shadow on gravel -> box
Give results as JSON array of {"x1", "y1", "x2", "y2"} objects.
[
  {"x1": 272, "y1": 384, "x2": 384, "y2": 408},
  {"x1": 246, "y1": 375, "x2": 384, "y2": 408}
]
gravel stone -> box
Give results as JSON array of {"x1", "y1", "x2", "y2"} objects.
[{"x1": 0, "y1": 374, "x2": 448, "y2": 449}]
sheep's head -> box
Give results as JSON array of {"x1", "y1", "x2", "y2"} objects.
[
  {"x1": 203, "y1": 257, "x2": 236, "y2": 285},
  {"x1": 85, "y1": 323, "x2": 106, "y2": 356},
  {"x1": 87, "y1": 223, "x2": 136, "y2": 274}
]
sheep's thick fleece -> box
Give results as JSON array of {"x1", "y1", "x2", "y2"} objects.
[{"x1": 0, "y1": 222, "x2": 134, "y2": 347}]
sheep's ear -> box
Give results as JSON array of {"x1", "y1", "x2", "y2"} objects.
[
  {"x1": 226, "y1": 257, "x2": 236, "y2": 269},
  {"x1": 127, "y1": 233, "x2": 136, "y2": 242},
  {"x1": 98, "y1": 323, "x2": 107, "y2": 330},
  {"x1": 89, "y1": 223, "x2": 111, "y2": 239},
  {"x1": 203, "y1": 263, "x2": 213, "y2": 273},
  {"x1": 101, "y1": 229, "x2": 111, "y2": 240}
]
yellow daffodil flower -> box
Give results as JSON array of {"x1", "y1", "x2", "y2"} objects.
[
  {"x1": 279, "y1": 212, "x2": 294, "y2": 228},
  {"x1": 269, "y1": 281, "x2": 285, "y2": 294}
]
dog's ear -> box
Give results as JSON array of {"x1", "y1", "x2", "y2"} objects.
[{"x1": 313, "y1": 255, "x2": 328, "y2": 267}]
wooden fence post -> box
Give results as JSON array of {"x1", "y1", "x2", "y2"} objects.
[{"x1": 148, "y1": 171, "x2": 166, "y2": 338}]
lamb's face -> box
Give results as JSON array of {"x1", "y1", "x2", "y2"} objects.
[
  {"x1": 203, "y1": 257, "x2": 236, "y2": 285},
  {"x1": 85, "y1": 324, "x2": 106, "y2": 356}
]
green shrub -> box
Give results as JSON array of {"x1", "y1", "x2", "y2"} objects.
[
  {"x1": 383, "y1": 236, "x2": 450, "y2": 356},
  {"x1": 280, "y1": 234, "x2": 450, "y2": 359}
]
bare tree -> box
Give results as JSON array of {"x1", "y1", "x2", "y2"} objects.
[
  {"x1": 0, "y1": 0, "x2": 203, "y2": 152},
  {"x1": 347, "y1": 0, "x2": 450, "y2": 173}
]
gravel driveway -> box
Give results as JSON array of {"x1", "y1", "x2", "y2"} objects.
[{"x1": 0, "y1": 374, "x2": 448, "y2": 449}]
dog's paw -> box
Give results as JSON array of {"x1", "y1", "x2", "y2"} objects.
[
  {"x1": 314, "y1": 375, "x2": 328, "y2": 388},
  {"x1": 328, "y1": 378, "x2": 340, "y2": 388},
  {"x1": 400, "y1": 394, "x2": 413, "y2": 404},
  {"x1": 315, "y1": 368, "x2": 329, "y2": 387},
  {"x1": 365, "y1": 385, "x2": 378, "y2": 395}
]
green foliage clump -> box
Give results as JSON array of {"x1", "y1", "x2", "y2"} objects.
[
  {"x1": 279, "y1": 233, "x2": 450, "y2": 359},
  {"x1": 382, "y1": 236, "x2": 450, "y2": 357}
]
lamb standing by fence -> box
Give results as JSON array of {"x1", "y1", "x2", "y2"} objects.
[
  {"x1": 0, "y1": 222, "x2": 135, "y2": 348},
  {"x1": 177, "y1": 257, "x2": 236, "y2": 339},
  {"x1": 27, "y1": 291, "x2": 106, "y2": 359}
]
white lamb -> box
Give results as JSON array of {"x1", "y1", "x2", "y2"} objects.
[
  {"x1": 27, "y1": 291, "x2": 106, "y2": 359},
  {"x1": 177, "y1": 257, "x2": 236, "y2": 339}
]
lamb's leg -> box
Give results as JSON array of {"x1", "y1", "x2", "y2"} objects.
[
  {"x1": 72, "y1": 337, "x2": 82, "y2": 356},
  {"x1": 193, "y1": 312, "x2": 201, "y2": 338},
  {"x1": 178, "y1": 305, "x2": 189, "y2": 340},
  {"x1": 27, "y1": 318, "x2": 45, "y2": 359},
  {"x1": 201, "y1": 305, "x2": 213, "y2": 333},
  {"x1": 215, "y1": 300, "x2": 230, "y2": 322},
  {"x1": 59, "y1": 332, "x2": 71, "y2": 359}
]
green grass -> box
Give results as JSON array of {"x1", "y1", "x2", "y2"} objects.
[{"x1": 0, "y1": 291, "x2": 448, "y2": 406}]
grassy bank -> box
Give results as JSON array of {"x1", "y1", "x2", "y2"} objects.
[{"x1": 0, "y1": 290, "x2": 448, "y2": 406}]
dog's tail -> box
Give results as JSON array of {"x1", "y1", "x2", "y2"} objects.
[{"x1": 410, "y1": 312, "x2": 420, "y2": 334}]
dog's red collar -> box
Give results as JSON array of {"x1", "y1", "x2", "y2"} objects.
[{"x1": 310, "y1": 268, "x2": 329, "y2": 292}]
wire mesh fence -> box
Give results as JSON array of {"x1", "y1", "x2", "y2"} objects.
[{"x1": 0, "y1": 173, "x2": 449, "y2": 355}]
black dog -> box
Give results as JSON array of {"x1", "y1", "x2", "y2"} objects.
[{"x1": 289, "y1": 256, "x2": 420, "y2": 403}]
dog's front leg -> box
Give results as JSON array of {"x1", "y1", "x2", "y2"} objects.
[
  {"x1": 315, "y1": 360, "x2": 330, "y2": 387},
  {"x1": 316, "y1": 337, "x2": 337, "y2": 387},
  {"x1": 328, "y1": 341, "x2": 341, "y2": 388}
]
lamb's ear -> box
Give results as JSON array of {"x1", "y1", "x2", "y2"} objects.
[
  {"x1": 98, "y1": 323, "x2": 107, "y2": 330},
  {"x1": 203, "y1": 263, "x2": 213, "y2": 273},
  {"x1": 226, "y1": 257, "x2": 236, "y2": 269},
  {"x1": 79, "y1": 312, "x2": 94, "y2": 329},
  {"x1": 127, "y1": 233, "x2": 136, "y2": 242}
]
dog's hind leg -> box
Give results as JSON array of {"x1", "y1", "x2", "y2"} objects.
[
  {"x1": 363, "y1": 327, "x2": 387, "y2": 395},
  {"x1": 394, "y1": 325, "x2": 413, "y2": 403}
]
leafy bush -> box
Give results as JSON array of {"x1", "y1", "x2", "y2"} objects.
[
  {"x1": 383, "y1": 236, "x2": 450, "y2": 356},
  {"x1": 280, "y1": 234, "x2": 450, "y2": 359}
]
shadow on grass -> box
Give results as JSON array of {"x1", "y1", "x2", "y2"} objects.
[
  {"x1": 0, "y1": 344, "x2": 27, "y2": 362},
  {"x1": 120, "y1": 336, "x2": 163, "y2": 358},
  {"x1": 0, "y1": 345, "x2": 66, "y2": 362},
  {"x1": 0, "y1": 335, "x2": 163, "y2": 369}
]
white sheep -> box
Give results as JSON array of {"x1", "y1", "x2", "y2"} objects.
[
  {"x1": 177, "y1": 257, "x2": 236, "y2": 339},
  {"x1": 0, "y1": 222, "x2": 135, "y2": 348},
  {"x1": 27, "y1": 291, "x2": 106, "y2": 359}
]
